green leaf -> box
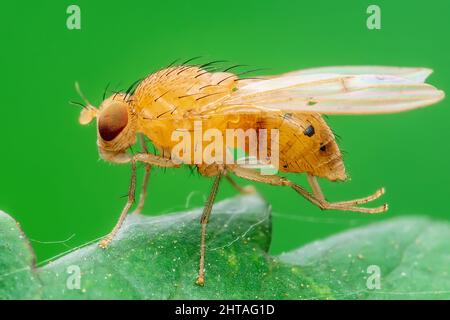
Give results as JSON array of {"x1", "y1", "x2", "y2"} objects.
[
  {"x1": 0, "y1": 211, "x2": 41, "y2": 299},
  {"x1": 277, "y1": 216, "x2": 450, "y2": 299},
  {"x1": 39, "y1": 195, "x2": 272, "y2": 299},
  {"x1": 0, "y1": 195, "x2": 449, "y2": 299}
]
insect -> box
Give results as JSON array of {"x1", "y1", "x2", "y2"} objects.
[{"x1": 75, "y1": 61, "x2": 444, "y2": 286}]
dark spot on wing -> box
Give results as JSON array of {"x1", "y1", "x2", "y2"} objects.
[
  {"x1": 303, "y1": 125, "x2": 315, "y2": 137},
  {"x1": 320, "y1": 143, "x2": 327, "y2": 152}
]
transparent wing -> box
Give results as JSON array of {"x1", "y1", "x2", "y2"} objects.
[
  {"x1": 280, "y1": 66, "x2": 433, "y2": 83},
  {"x1": 225, "y1": 69, "x2": 444, "y2": 115}
]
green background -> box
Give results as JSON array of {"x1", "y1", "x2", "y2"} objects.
[{"x1": 1, "y1": 0, "x2": 449, "y2": 263}]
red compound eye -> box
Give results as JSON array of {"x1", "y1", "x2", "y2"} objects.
[{"x1": 98, "y1": 102, "x2": 128, "y2": 141}]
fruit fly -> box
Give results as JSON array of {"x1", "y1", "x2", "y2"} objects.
[{"x1": 76, "y1": 61, "x2": 444, "y2": 286}]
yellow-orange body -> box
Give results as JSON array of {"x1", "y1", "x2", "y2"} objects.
[{"x1": 131, "y1": 66, "x2": 345, "y2": 180}]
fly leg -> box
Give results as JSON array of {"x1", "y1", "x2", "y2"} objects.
[
  {"x1": 134, "y1": 165, "x2": 151, "y2": 213},
  {"x1": 230, "y1": 166, "x2": 387, "y2": 214},
  {"x1": 196, "y1": 171, "x2": 223, "y2": 286},
  {"x1": 307, "y1": 174, "x2": 385, "y2": 209},
  {"x1": 225, "y1": 173, "x2": 256, "y2": 194},
  {"x1": 99, "y1": 153, "x2": 179, "y2": 249},
  {"x1": 135, "y1": 134, "x2": 152, "y2": 214},
  {"x1": 99, "y1": 159, "x2": 137, "y2": 248},
  {"x1": 133, "y1": 153, "x2": 179, "y2": 167}
]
